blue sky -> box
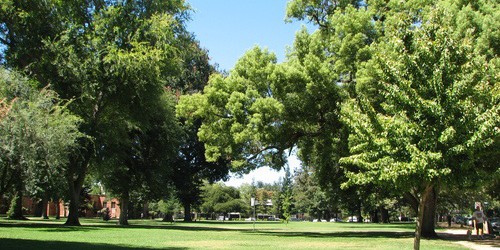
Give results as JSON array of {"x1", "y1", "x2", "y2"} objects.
[
  {"x1": 186, "y1": 0, "x2": 315, "y2": 71},
  {"x1": 186, "y1": 0, "x2": 312, "y2": 186}
]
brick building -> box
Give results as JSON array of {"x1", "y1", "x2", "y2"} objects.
[{"x1": 1, "y1": 195, "x2": 121, "y2": 218}]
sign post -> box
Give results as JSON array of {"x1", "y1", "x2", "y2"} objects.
[{"x1": 251, "y1": 197, "x2": 256, "y2": 231}]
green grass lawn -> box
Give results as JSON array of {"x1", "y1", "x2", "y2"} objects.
[{"x1": 0, "y1": 217, "x2": 466, "y2": 250}]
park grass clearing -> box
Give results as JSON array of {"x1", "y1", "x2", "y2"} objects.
[{"x1": 0, "y1": 217, "x2": 467, "y2": 250}]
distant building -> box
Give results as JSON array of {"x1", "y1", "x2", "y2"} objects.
[{"x1": 0, "y1": 195, "x2": 121, "y2": 218}]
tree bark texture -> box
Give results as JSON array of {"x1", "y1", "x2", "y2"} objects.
[
  {"x1": 64, "y1": 182, "x2": 82, "y2": 226},
  {"x1": 405, "y1": 188, "x2": 437, "y2": 238},
  {"x1": 119, "y1": 194, "x2": 129, "y2": 226},
  {"x1": 422, "y1": 186, "x2": 438, "y2": 238},
  {"x1": 414, "y1": 184, "x2": 434, "y2": 250}
]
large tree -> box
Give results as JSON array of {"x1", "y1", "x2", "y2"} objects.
[
  {"x1": 97, "y1": 92, "x2": 181, "y2": 225},
  {"x1": 177, "y1": 47, "x2": 289, "y2": 172},
  {"x1": 172, "y1": 40, "x2": 230, "y2": 222},
  {"x1": 173, "y1": 119, "x2": 230, "y2": 222},
  {"x1": 339, "y1": 1, "x2": 499, "y2": 248},
  {"x1": 0, "y1": 68, "x2": 82, "y2": 219},
  {"x1": 1, "y1": 0, "x2": 192, "y2": 225}
]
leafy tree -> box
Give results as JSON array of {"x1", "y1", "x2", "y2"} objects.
[
  {"x1": 238, "y1": 182, "x2": 257, "y2": 218},
  {"x1": 173, "y1": 119, "x2": 230, "y2": 222},
  {"x1": 0, "y1": 68, "x2": 82, "y2": 219},
  {"x1": 98, "y1": 91, "x2": 181, "y2": 225},
  {"x1": 200, "y1": 183, "x2": 245, "y2": 220},
  {"x1": 339, "y1": 1, "x2": 499, "y2": 248},
  {"x1": 178, "y1": 47, "x2": 303, "y2": 172},
  {"x1": 175, "y1": 6, "x2": 348, "y2": 223},
  {"x1": 1, "y1": 0, "x2": 192, "y2": 225},
  {"x1": 171, "y1": 40, "x2": 231, "y2": 222},
  {"x1": 148, "y1": 195, "x2": 182, "y2": 222},
  {"x1": 280, "y1": 166, "x2": 294, "y2": 223},
  {"x1": 292, "y1": 166, "x2": 325, "y2": 221}
]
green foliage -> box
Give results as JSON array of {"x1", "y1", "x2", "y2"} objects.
[
  {"x1": 6, "y1": 192, "x2": 23, "y2": 219},
  {"x1": 178, "y1": 47, "x2": 289, "y2": 172},
  {"x1": 278, "y1": 166, "x2": 293, "y2": 223},
  {"x1": 200, "y1": 183, "x2": 245, "y2": 214},
  {"x1": 0, "y1": 68, "x2": 82, "y2": 198},
  {"x1": 148, "y1": 196, "x2": 182, "y2": 217},
  {"x1": 340, "y1": 1, "x2": 499, "y2": 191},
  {"x1": 330, "y1": 1, "x2": 499, "y2": 247},
  {"x1": 1, "y1": 0, "x2": 196, "y2": 225}
]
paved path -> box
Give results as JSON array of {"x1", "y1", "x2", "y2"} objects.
[{"x1": 438, "y1": 229, "x2": 499, "y2": 250}]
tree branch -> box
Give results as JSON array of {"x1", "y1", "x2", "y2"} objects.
[{"x1": 245, "y1": 145, "x2": 281, "y2": 162}]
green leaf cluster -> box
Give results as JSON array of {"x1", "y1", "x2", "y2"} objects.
[{"x1": 0, "y1": 68, "x2": 82, "y2": 197}]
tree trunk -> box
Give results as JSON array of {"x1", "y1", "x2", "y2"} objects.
[
  {"x1": 118, "y1": 193, "x2": 129, "y2": 226},
  {"x1": 41, "y1": 197, "x2": 49, "y2": 219},
  {"x1": 357, "y1": 200, "x2": 363, "y2": 223},
  {"x1": 142, "y1": 201, "x2": 149, "y2": 219},
  {"x1": 380, "y1": 207, "x2": 390, "y2": 223},
  {"x1": 163, "y1": 213, "x2": 174, "y2": 222},
  {"x1": 34, "y1": 199, "x2": 43, "y2": 217},
  {"x1": 371, "y1": 209, "x2": 379, "y2": 223},
  {"x1": 64, "y1": 140, "x2": 92, "y2": 226},
  {"x1": 414, "y1": 185, "x2": 434, "y2": 250},
  {"x1": 422, "y1": 186, "x2": 437, "y2": 238},
  {"x1": 183, "y1": 203, "x2": 192, "y2": 222},
  {"x1": 55, "y1": 199, "x2": 61, "y2": 219},
  {"x1": 65, "y1": 181, "x2": 82, "y2": 226}
]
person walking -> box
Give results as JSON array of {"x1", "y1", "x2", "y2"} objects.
[{"x1": 472, "y1": 205, "x2": 487, "y2": 240}]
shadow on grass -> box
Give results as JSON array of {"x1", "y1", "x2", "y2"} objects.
[
  {"x1": 0, "y1": 222, "x2": 101, "y2": 232},
  {"x1": 437, "y1": 232, "x2": 500, "y2": 248},
  {"x1": 184, "y1": 221, "x2": 280, "y2": 225},
  {"x1": 0, "y1": 220, "x2": 254, "y2": 233},
  {"x1": 249, "y1": 230, "x2": 415, "y2": 239},
  {"x1": 0, "y1": 239, "x2": 187, "y2": 250},
  {"x1": 0, "y1": 219, "x2": 416, "y2": 236}
]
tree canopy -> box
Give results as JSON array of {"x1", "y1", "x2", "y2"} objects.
[
  {"x1": 177, "y1": 0, "x2": 498, "y2": 249},
  {"x1": 0, "y1": 68, "x2": 82, "y2": 218}
]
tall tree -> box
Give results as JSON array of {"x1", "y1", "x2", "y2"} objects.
[
  {"x1": 173, "y1": 119, "x2": 229, "y2": 222},
  {"x1": 1, "y1": 0, "x2": 192, "y2": 225},
  {"x1": 172, "y1": 40, "x2": 230, "y2": 222},
  {"x1": 0, "y1": 68, "x2": 82, "y2": 219},
  {"x1": 177, "y1": 47, "x2": 290, "y2": 172},
  {"x1": 340, "y1": 1, "x2": 499, "y2": 248},
  {"x1": 279, "y1": 166, "x2": 294, "y2": 223},
  {"x1": 97, "y1": 92, "x2": 181, "y2": 225}
]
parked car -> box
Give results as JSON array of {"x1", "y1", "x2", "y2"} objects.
[
  {"x1": 330, "y1": 218, "x2": 343, "y2": 222},
  {"x1": 463, "y1": 217, "x2": 473, "y2": 227},
  {"x1": 454, "y1": 215, "x2": 465, "y2": 225},
  {"x1": 348, "y1": 216, "x2": 358, "y2": 222},
  {"x1": 489, "y1": 217, "x2": 499, "y2": 235}
]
